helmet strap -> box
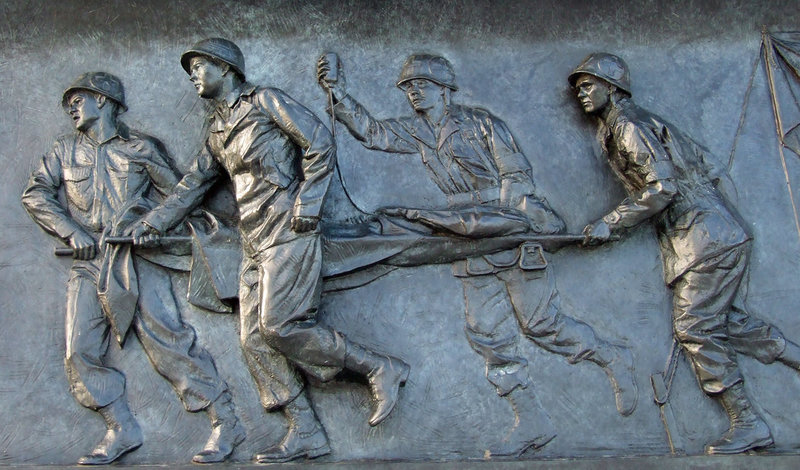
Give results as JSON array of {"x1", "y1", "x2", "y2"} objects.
[{"x1": 607, "y1": 85, "x2": 619, "y2": 107}]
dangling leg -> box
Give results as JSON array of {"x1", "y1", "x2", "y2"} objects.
[
  {"x1": 256, "y1": 237, "x2": 408, "y2": 426},
  {"x1": 502, "y1": 267, "x2": 637, "y2": 416},
  {"x1": 461, "y1": 274, "x2": 556, "y2": 458}
]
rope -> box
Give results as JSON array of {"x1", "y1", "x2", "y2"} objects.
[
  {"x1": 328, "y1": 87, "x2": 371, "y2": 216},
  {"x1": 763, "y1": 31, "x2": 800, "y2": 246},
  {"x1": 727, "y1": 40, "x2": 762, "y2": 171}
]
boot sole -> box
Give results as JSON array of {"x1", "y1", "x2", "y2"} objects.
[
  {"x1": 254, "y1": 443, "x2": 331, "y2": 463},
  {"x1": 77, "y1": 440, "x2": 143, "y2": 465},
  {"x1": 191, "y1": 425, "x2": 247, "y2": 464},
  {"x1": 489, "y1": 431, "x2": 557, "y2": 458},
  {"x1": 705, "y1": 436, "x2": 774, "y2": 455}
]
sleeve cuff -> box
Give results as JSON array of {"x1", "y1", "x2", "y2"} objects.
[{"x1": 602, "y1": 211, "x2": 622, "y2": 231}]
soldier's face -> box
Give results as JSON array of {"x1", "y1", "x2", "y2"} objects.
[
  {"x1": 189, "y1": 56, "x2": 225, "y2": 99},
  {"x1": 575, "y1": 74, "x2": 611, "y2": 114},
  {"x1": 402, "y1": 79, "x2": 442, "y2": 112},
  {"x1": 66, "y1": 91, "x2": 101, "y2": 131}
]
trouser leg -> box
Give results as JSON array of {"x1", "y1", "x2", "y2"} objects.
[
  {"x1": 461, "y1": 274, "x2": 530, "y2": 396},
  {"x1": 460, "y1": 274, "x2": 555, "y2": 457},
  {"x1": 238, "y1": 254, "x2": 304, "y2": 410},
  {"x1": 671, "y1": 248, "x2": 747, "y2": 395},
  {"x1": 256, "y1": 236, "x2": 346, "y2": 383},
  {"x1": 64, "y1": 263, "x2": 125, "y2": 410},
  {"x1": 500, "y1": 267, "x2": 637, "y2": 415},
  {"x1": 722, "y1": 248, "x2": 788, "y2": 364},
  {"x1": 64, "y1": 262, "x2": 142, "y2": 465},
  {"x1": 132, "y1": 257, "x2": 226, "y2": 412},
  {"x1": 499, "y1": 267, "x2": 602, "y2": 363}
]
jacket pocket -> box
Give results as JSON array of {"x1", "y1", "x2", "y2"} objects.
[{"x1": 62, "y1": 165, "x2": 93, "y2": 211}]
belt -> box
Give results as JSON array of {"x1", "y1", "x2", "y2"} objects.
[{"x1": 446, "y1": 186, "x2": 500, "y2": 206}]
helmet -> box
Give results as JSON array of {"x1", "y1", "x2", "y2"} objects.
[
  {"x1": 568, "y1": 53, "x2": 631, "y2": 95},
  {"x1": 181, "y1": 38, "x2": 245, "y2": 79},
  {"x1": 62, "y1": 72, "x2": 127, "y2": 112},
  {"x1": 397, "y1": 54, "x2": 458, "y2": 90}
]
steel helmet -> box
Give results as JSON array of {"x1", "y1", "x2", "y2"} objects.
[
  {"x1": 397, "y1": 54, "x2": 458, "y2": 91},
  {"x1": 568, "y1": 53, "x2": 631, "y2": 95},
  {"x1": 62, "y1": 72, "x2": 127, "y2": 112},
  {"x1": 181, "y1": 38, "x2": 245, "y2": 79}
]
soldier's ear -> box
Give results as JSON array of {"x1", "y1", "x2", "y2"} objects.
[{"x1": 95, "y1": 94, "x2": 107, "y2": 109}]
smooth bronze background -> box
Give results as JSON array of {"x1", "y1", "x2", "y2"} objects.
[{"x1": 2, "y1": 0, "x2": 800, "y2": 464}]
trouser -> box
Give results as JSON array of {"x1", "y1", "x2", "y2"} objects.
[
  {"x1": 671, "y1": 244, "x2": 786, "y2": 395},
  {"x1": 461, "y1": 265, "x2": 606, "y2": 396},
  {"x1": 238, "y1": 235, "x2": 346, "y2": 411},
  {"x1": 65, "y1": 257, "x2": 227, "y2": 411}
]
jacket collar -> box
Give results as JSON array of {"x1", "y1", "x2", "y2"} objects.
[
  {"x1": 78, "y1": 121, "x2": 130, "y2": 145},
  {"x1": 223, "y1": 82, "x2": 257, "y2": 109}
]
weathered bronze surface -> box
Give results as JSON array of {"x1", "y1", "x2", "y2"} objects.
[{"x1": 3, "y1": 0, "x2": 800, "y2": 466}]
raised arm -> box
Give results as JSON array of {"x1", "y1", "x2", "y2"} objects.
[{"x1": 317, "y1": 53, "x2": 418, "y2": 154}]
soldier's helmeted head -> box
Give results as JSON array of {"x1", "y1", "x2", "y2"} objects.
[
  {"x1": 181, "y1": 38, "x2": 245, "y2": 99},
  {"x1": 62, "y1": 72, "x2": 127, "y2": 130},
  {"x1": 568, "y1": 53, "x2": 631, "y2": 115},
  {"x1": 397, "y1": 54, "x2": 457, "y2": 113}
]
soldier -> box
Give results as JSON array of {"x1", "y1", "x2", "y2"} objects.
[
  {"x1": 21, "y1": 72, "x2": 243, "y2": 465},
  {"x1": 570, "y1": 52, "x2": 800, "y2": 454},
  {"x1": 134, "y1": 38, "x2": 410, "y2": 463},
  {"x1": 318, "y1": 53, "x2": 638, "y2": 457}
]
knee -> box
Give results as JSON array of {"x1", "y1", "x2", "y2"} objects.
[
  {"x1": 258, "y1": 318, "x2": 288, "y2": 349},
  {"x1": 518, "y1": 305, "x2": 559, "y2": 339},
  {"x1": 241, "y1": 326, "x2": 264, "y2": 354}
]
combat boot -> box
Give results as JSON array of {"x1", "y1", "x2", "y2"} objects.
[
  {"x1": 488, "y1": 387, "x2": 557, "y2": 458},
  {"x1": 705, "y1": 382, "x2": 773, "y2": 454},
  {"x1": 192, "y1": 390, "x2": 246, "y2": 464},
  {"x1": 344, "y1": 343, "x2": 410, "y2": 426},
  {"x1": 593, "y1": 343, "x2": 638, "y2": 416},
  {"x1": 778, "y1": 340, "x2": 800, "y2": 370},
  {"x1": 254, "y1": 392, "x2": 331, "y2": 463},
  {"x1": 77, "y1": 399, "x2": 143, "y2": 465}
]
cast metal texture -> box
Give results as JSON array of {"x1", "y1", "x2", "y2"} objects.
[{"x1": 2, "y1": 0, "x2": 800, "y2": 466}]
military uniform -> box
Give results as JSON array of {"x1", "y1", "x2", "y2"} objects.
[
  {"x1": 332, "y1": 94, "x2": 623, "y2": 398},
  {"x1": 143, "y1": 83, "x2": 349, "y2": 409},
  {"x1": 22, "y1": 124, "x2": 228, "y2": 413},
  {"x1": 592, "y1": 97, "x2": 786, "y2": 394}
]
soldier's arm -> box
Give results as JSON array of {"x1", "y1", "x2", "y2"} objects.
[
  {"x1": 256, "y1": 88, "x2": 334, "y2": 225},
  {"x1": 484, "y1": 112, "x2": 566, "y2": 234},
  {"x1": 22, "y1": 139, "x2": 97, "y2": 259},
  {"x1": 600, "y1": 122, "x2": 678, "y2": 234},
  {"x1": 137, "y1": 135, "x2": 181, "y2": 198},
  {"x1": 331, "y1": 95, "x2": 419, "y2": 154},
  {"x1": 317, "y1": 54, "x2": 418, "y2": 154},
  {"x1": 21, "y1": 139, "x2": 84, "y2": 241},
  {"x1": 139, "y1": 143, "x2": 221, "y2": 234}
]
